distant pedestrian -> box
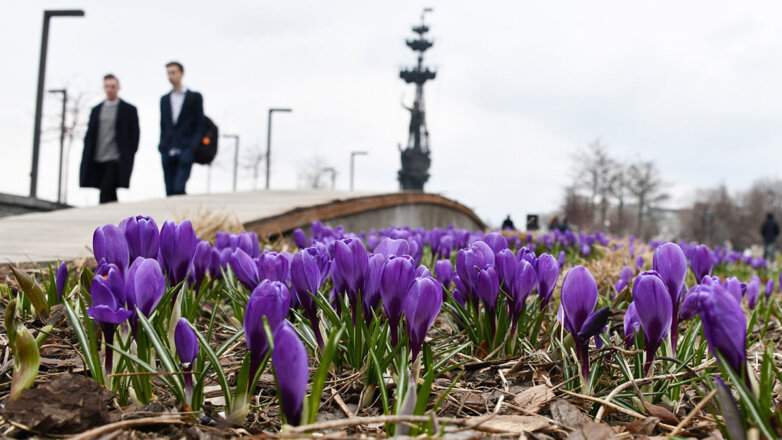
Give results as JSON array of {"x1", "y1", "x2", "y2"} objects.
[
  {"x1": 549, "y1": 216, "x2": 561, "y2": 232},
  {"x1": 502, "y1": 215, "x2": 515, "y2": 230},
  {"x1": 79, "y1": 74, "x2": 140, "y2": 204},
  {"x1": 159, "y1": 61, "x2": 205, "y2": 196},
  {"x1": 760, "y1": 212, "x2": 780, "y2": 262}
]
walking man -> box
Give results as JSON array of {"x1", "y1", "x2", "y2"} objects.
[
  {"x1": 761, "y1": 212, "x2": 780, "y2": 263},
  {"x1": 159, "y1": 61, "x2": 205, "y2": 196},
  {"x1": 79, "y1": 74, "x2": 140, "y2": 203}
]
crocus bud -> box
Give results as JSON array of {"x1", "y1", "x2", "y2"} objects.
[
  {"x1": 746, "y1": 276, "x2": 760, "y2": 310},
  {"x1": 495, "y1": 249, "x2": 517, "y2": 290},
  {"x1": 723, "y1": 277, "x2": 743, "y2": 303},
  {"x1": 56, "y1": 261, "x2": 68, "y2": 300},
  {"x1": 434, "y1": 259, "x2": 454, "y2": 290},
  {"x1": 690, "y1": 245, "x2": 712, "y2": 283},
  {"x1": 245, "y1": 280, "x2": 291, "y2": 384},
  {"x1": 87, "y1": 272, "x2": 133, "y2": 374},
  {"x1": 333, "y1": 238, "x2": 369, "y2": 318},
  {"x1": 510, "y1": 260, "x2": 536, "y2": 337},
  {"x1": 634, "y1": 255, "x2": 644, "y2": 274},
  {"x1": 230, "y1": 248, "x2": 260, "y2": 290},
  {"x1": 557, "y1": 251, "x2": 566, "y2": 268},
  {"x1": 374, "y1": 238, "x2": 410, "y2": 258},
  {"x1": 362, "y1": 254, "x2": 385, "y2": 317},
  {"x1": 476, "y1": 266, "x2": 500, "y2": 323},
  {"x1": 632, "y1": 271, "x2": 672, "y2": 373},
  {"x1": 272, "y1": 321, "x2": 308, "y2": 426},
  {"x1": 291, "y1": 249, "x2": 324, "y2": 348},
  {"x1": 125, "y1": 258, "x2": 166, "y2": 335},
  {"x1": 700, "y1": 283, "x2": 747, "y2": 379},
  {"x1": 766, "y1": 279, "x2": 775, "y2": 299},
  {"x1": 404, "y1": 276, "x2": 443, "y2": 361},
  {"x1": 175, "y1": 317, "x2": 199, "y2": 405},
  {"x1": 188, "y1": 241, "x2": 212, "y2": 291},
  {"x1": 652, "y1": 243, "x2": 686, "y2": 352},
  {"x1": 159, "y1": 220, "x2": 198, "y2": 285},
  {"x1": 623, "y1": 302, "x2": 640, "y2": 347},
  {"x1": 535, "y1": 253, "x2": 560, "y2": 308},
  {"x1": 93, "y1": 224, "x2": 130, "y2": 274},
  {"x1": 560, "y1": 265, "x2": 600, "y2": 380},
  {"x1": 120, "y1": 215, "x2": 160, "y2": 261},
  {"x1": 380, "y1": 255, "x2": 415, "y2": 346},
  {"x1": 483, "y1": 233, "x2": 508, "y2": 255},
  {"x1": 293, "y1": 228, "x2": 308, "y2": 249}
]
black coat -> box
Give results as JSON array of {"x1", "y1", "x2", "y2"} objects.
[
  {"x1": 79, "y1": 100, "x2": 140, "y2": 188},
  {"x1": 761, "y1": 218, "x2": 780, "y2": 243},
  {"x1": 159, "y1": 90, "x2": 205, "y2": 161}
]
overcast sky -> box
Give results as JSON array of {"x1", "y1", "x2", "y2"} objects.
[{"x1": 3, "y1": 1, "x2": 782, "y2": 226}]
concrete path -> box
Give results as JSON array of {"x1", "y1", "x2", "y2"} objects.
[{"x1": 0, "y1": 190, "x2": 379, "y2": 264}]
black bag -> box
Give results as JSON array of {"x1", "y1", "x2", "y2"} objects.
[{"x1": 193, "y1": 116, "x2": 218, "y2": 165}]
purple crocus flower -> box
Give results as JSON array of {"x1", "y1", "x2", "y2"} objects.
[
  {"x1": 87, "y1": 272, "x2": 133, "y2": 374},
  {"x1": 175, "y1": 318, "x2": 199, "y2": 405},
  {"x1": 766, "y1": 279, "x2": 775, "y2": 299},
  {"x1": 230, "y1": 248, "x2": 261, "y2": 290},
  {"x1": 188, "y1": 241, "x2": 212, "y2": 291},
  {"x1": 690, "y1": 244, "x2": 712, "y2": 283},
  {"x1": 476, "y1": 265, "x2": 500, "y2": 335},
  {"x1": 746, "y1": 276, "x2": 760, "y2": 310},
  {"x1": 93, "y1": 224, "x2": 130, "y2": 273},
  {"x1": 291, "y1": 249, "x2": 324, "y2": 349},
  {"x1": 509, "y1": 259, "x2": 536, "y2": 337},
  {"x1": 483, "y1": 233, "x2": 508, "y2": 255},
  {"x1": 495, "y1": 248, "x2": 517, "y2": 290},
  {"x1": 535, "y1": 253, "x2": 560, "y2": 308},
  {"x1": 374, "y1": 238, "x2": 410, "y2": 258},
  {"x1": 652, "y1": 243, "x2": 686, "y2": 352},
  {"x1": 723, "y1": 277, "x2": 744, "y2": 303},
  {"x1": 404, "y1": 276, "x2": 443, "y2": 361},
  {"x1": 698, "y1": 283, "x2": 748, "y2": 378},
  {"x1": 362, "y1": 253, "x2": 385, "y2": 319},
  {"x1": 293, "y1": 228, "x2": 308, "y2": 249},
  {"x1": 634, "y1": 255, "x2": 644, "y2": 274},
  {"x1": 623, "y1": 302, "x2": 641, "y2": 347},
  {"x1": 632, "y1": 271, "x2": 673, "y2": 373},
  {"x1": 245, "y1": 280, "x2": 291, "y2": 384},
  {"x1": 559, "y1": 265, "x2": 608, "y2": 380},
  {"x1": 614, "y1": 266, "x2": 633, "y2": 293},
  {"x1": 125, "y1": 257, "x2": 166, "y2": 335},
  {"x1": 332, "y1": 238, "x2": 369, "y2": 321},
  {"x1": 557, "y1": 251, "x2": 566, "y2": 268},
  {"x1": 159, "y1": 220, "x2": 198, "y2": 286},
  {"x1": 380, "y1": 255, "x2": 415, "y2": 346},
  {"x1": 434, "y1": 259, "x2": 454, "y2": 290},
  {"x1": 120, "y1": 215, "x2": 160, "y2": 261},
  {"x1": 272, "y1": 321, "x2": 308, "y2": 426},
  {"x1": 56, "y1": 261, "x2": 67, "y2": 300}
]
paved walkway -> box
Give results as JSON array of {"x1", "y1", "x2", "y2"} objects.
[{"x1": 0, "y1": 190, "x2": 378, "y2": 264}]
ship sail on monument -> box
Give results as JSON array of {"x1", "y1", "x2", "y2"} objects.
[{"x1": 398, "y1": 9, "x2": 436, "y2": 191}]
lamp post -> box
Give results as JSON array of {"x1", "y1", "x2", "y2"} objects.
[
  {"x1": 321, "y1": 167, "x2": 336, "y2": 190},
  {"x1": 350, "y1": 151, "x2": 368, "y2": 191},
  {"x1": 223, "y1": 134, "x2": 240, "y2": 192},
  {"x1": 48, "y1": 89, "x2": 67, "y2": 204},
  {"x1": 265, "y1": 107, "x2": 291, "y2": 190},
  {"x1": 30, "y1": 9, "x2": 84, "y2": 199}
]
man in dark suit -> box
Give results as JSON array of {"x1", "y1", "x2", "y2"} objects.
[
  {"x1": 80, "y1": 74, "x2": 140, "y2": 204},
  {"x1": 159, "y1": 61, "x2": 205, "y2": 196}
]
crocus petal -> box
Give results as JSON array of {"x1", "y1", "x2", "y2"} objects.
[
  {"x1": 128, "y1": 258, "x2": 166, "y2": 317},
  {"x1": 272, "y1": 321, "x2": 309, "y2": 426},
  {"x1": 535, "y1": 253, "x2": 560, "y2": 307},
  {"x1": 560, "y1": 266, "x2": 598, "y2": 336},
  {"x1": 56, "y1": 262, "x2": 68, "y2": 300},
  {"x1": 175, "y1": 318, "x2": 199, "y2": 365},
  {"x1": 700, "y1": 284, "x2": 747, "y2": 377}
]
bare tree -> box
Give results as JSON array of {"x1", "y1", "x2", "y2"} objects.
[
  {"x1": 608, "y1": 163, "x2": 628, "y2": 235},
  {"x1": 560, "y1": 184, "x2": 592, "y2": 231},
  {"x1": 297, "y1": 155, "x2": 335, "y2": 190},
  {"x1": 241, "y1": 142, "x2": 265, "y2": 190},
  {"x1": 572, "y1": 140, "x2": 616, "y2": 229},
  {"x1": 45, "y1": 88, "x2": 92, "y2": 203},
  {"x1": 626, "y1": 159, "x2": 668, "y2": 239}
]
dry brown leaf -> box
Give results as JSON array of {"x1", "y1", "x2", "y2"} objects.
[
  {"x1": 551, "y1": 399, "x2": 592, "y2": 430},
  {"x1": 513, "y1": 384, "x2": 555, "y2": 413},
  {"x1": 566, "y1": 422, "x2": 619, "y2": 440},
  {"x1": 626, "y1": 416, "x2": 659, "y2": 435},
  {"x1": 481, "y1": 415, "x2": 549, "y2": 433},
  {"x1": 641, "y1": 401, "x2": 680, "y2": 425}
]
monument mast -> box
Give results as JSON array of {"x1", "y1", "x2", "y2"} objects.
[{"x1": 398, "y1": 8, "x2": 436, "y2": 191}]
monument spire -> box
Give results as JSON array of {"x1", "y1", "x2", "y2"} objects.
[{"x1": 398, "y1": 8, "x2": 436, "y2": 191}]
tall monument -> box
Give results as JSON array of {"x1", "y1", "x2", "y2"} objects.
[{"x1": 398, "y1": 9, "x2": 436, "y2": 191}]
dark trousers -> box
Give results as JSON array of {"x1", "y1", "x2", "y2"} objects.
[
  {"x1": 161, "y1": 152, "x2": 193, "y2": 196},
  {"x1": 95, "y1": 161, "x2": 119, "y2": 204}
]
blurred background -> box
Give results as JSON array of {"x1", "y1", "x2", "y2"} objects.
[{"x1": 2, "y1": 1, "x2": 782, "y2": 245}]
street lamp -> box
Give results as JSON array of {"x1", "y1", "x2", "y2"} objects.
[
  {"x1": 265, "y1": 107, "x2": 292, "y2": 190},
  {"x1": 321, "y1": 167, "x2": 336, "y2": 190},
  {"x1": 48, "y1": 89, "x2": 67, "y2": 204},
  {"x1": 30, "y1": 9, "x2": 85, "y2": 199},
  {"x1": 350, "y1": 151, "x2": 368, "y2": 191},
  {"x1": 222, "y1": 134, "x2": 240, "y2": 192}
]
